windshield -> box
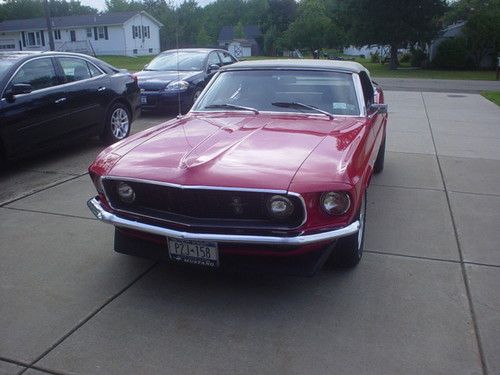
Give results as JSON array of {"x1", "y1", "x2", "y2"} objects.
[
  {"x1": 194, "y1": 70, "x2": 360, "y2": 116},
  {"x1": 146, "y1": 51, "x2": 206, "y2": 71},
  {"x1": 0, "y1": 58, "x2": 19, "y2": 80}
]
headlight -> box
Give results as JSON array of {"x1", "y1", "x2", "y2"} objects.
[
  {"x1": 165, "y1": 80, "x2": 189, "y2": 91},
  {"x1": 321, "y1": 192, "x2": 350, "y2": 215},
  {"x1": 267, "y1": 195, "x2": 294, "y2": 219},
  {"x1": 117, "y1": 182, "x2": 136, "y2": 204}
]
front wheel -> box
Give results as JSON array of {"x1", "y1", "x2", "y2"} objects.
[
  {"x1": 101, "y1": 103, "x2": 131, "y2": 144},
  {"x1": 181, "y1": 89, "x2": 202, "y2": 114},
  {"x1": 326, "y1": 191, "x2": 367, "y2": 268}
]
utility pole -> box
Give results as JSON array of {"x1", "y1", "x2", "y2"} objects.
[{"x1": 43, "y1": 0, "x2": 55, "y2": 51}]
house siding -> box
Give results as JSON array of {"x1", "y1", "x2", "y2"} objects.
[
  {"x1": 123, "y1": 14, "x2": 160, "y2": 56},
  {"x1": 0, "y1": 12, "x2": 161, "y2": 56}
]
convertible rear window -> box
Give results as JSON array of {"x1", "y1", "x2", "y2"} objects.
[{"x1": 195, "y1": 70, "x2": 360, "y2": 116}]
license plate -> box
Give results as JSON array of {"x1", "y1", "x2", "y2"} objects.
[
  {"x1": 141, "y1": 95, "x2": 147, "y2": 104},
  {"x1": 168, "y1": 238, "x2": 219, "y2": 267}
]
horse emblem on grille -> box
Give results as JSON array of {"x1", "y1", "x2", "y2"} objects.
[{"x1": 230, "y1": 196, "x2": 246, "y2": 215}]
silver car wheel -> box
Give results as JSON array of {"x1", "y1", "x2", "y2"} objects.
[{"x1": 110, "y1": 107, "x2": 129, "y2": 140}]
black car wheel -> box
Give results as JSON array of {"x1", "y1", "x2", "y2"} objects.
[
  {"x1": 326, "y1": 190, "x2": 366, "y2": 268},
  {"x1": 181, "y1": 88, "x2": 202, "y2": 114},
  {"x1": 101, "y1": 103, "x2": 131, "y2": 144},
  {"x1": 373, "y1": 134, "x2": 385, "y2": 174}
]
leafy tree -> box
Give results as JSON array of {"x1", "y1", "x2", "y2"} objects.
[
  {"x1": 463, "y1": 10, "x2": 500, "y2": 68},
  {"x1": 105, "y1": 0, "x2": 143, "y2": 12},
  {"x1": 234, "y1": 21, "x2": 244, "y2": 38},
  {"x1": 283, "y1": 0, "x2": 339, "y2": 54},
  {"x1": 343, "y1": 0, "x2": 446, "y2": 69}
]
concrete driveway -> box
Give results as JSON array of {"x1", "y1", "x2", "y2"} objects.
[{"x1": 0, "y1": 94, "x2": 499, "y2": 375}]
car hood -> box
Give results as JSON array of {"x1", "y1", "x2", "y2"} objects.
[
  {"x1": 135, "y1": 70, "x2": 201, "y2": 90},
  {"x1": 108, "y1": 113, "x2": 365, "y2": 191}
]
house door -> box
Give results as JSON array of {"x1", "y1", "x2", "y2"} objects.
[{"x1": 70, "y1": 30, "x2": 76, "y2": 42}]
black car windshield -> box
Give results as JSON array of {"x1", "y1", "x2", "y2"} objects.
[
  {"x1": 0, "y1": 57, "x2": 20, "y2": 80},
  {"x1": 146, "y1": 51, "x2": 205, "y2": 71},
  {"x1": 194, "y1": 70, "x2": 360, "y2": 116}
]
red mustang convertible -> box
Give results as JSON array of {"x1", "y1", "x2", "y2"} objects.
[{"x1": 87, "y1": 60, "x2": 387, "y2": 275}]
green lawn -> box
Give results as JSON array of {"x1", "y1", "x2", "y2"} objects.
[
  {"x1": 98, "y1": 55, "x2": 155, "y2": 71},
  {"x1": 98, "y1": 54, "x2": 498, "y2": 81},
  {"x1": 481, "y1": 91, "x2": 500, "y2": 106}
]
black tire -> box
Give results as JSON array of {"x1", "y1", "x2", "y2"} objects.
[
  {"x1": 326, "y1": 191, "x2": 367, "y2": 268},
  {"x1": 100, "y1": 102, "x2": 131, "y2": 145},
  {"x1": 181, "y1": 89, "x2": 202, "y2": 114},
  {"x1": 373, "y1": 134, "x2": 385, "y2": 174}
]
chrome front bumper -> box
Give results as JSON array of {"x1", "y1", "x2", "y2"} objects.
[{"x1": 87, "y1": 197, "x2": 359, "y2": 246}]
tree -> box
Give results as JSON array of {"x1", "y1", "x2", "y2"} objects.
[
  {"x1": 464, "y1": 11, "x2": 500, "y2": 68},
  {"x1": 343, "y1": 0, "x2": 446, "y2": 69},
  {"x1": 283, "y1": 0, "x2": 340, "y2": 54},
  {"x1": 234, "y1": 21, "x2": 244, "y2": 39}
]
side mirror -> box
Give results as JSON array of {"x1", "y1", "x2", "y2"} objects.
[
  {"x1": 368, "y1": 103, "x2": 388, "y2": 114},
  {"x1": 5, "y1": 83, "x2": 32, "y2": 102},
  {"x1": 207, "y1": 64, "x2": 220, "y2": 74}
]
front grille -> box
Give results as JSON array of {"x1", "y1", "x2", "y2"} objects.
[{"x1": 103, "y1": 179, "x2": 305, "y2": 230}]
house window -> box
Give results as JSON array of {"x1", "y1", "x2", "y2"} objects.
[
  {"x1": 86, "y1": 28, "x2": 92, "y2": 38},
  {"x1": 53, "y1": 30, "x2": 61, "y2": 40},
  {"x1": 98, "y1": 27, "x2": 105, "y2": 39},
  {"x1": 147, "y1": 26, "x2": 150, "y2": 39},
  {"x1": 0, "y1": 44, "x2": 15, "y2": 50},
  {"x1": 133, "y1": 26, "x2": 140, "y2": 39},
  {"x1": 133, "y1": 49, "x2": 137, "y2": 54},
  {"x1": 149, "y1": 48, "x2": 153, "y2": 53},
  {"x1": 142, "y1": 26, "x2": 150, "y2": 39},
  {"x1": 26, "y1": 31, "x2": 41, "y2": 47}
]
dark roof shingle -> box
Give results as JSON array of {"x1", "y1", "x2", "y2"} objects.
[{"x1": 0, "y1": 11, "x2": 161, "y2": 32}]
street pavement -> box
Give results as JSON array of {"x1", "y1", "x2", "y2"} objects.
[
  {"x1": 0, "y1": 92, "x2": 499, "y2": 375},
  {"x1": 376, "y1": 77, "x2": 500, "y2": 93}
]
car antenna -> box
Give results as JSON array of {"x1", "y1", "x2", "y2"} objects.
[{"x1": 175, "y1": 15, "x2": 182, "y2": 119}]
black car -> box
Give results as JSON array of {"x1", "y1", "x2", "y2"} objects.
[
  {"x1": 135, "y1": 48, "x2": 238, "y2": 113},
  {"x1": 0, "y1": 51, "x2": 140, "y2": 165}
]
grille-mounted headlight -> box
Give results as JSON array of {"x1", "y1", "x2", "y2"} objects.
[
  {"x1": 117, "y1": 182, "x2": 136, "y2": 204},
  {"x1": 267, "y1": 195, "x2": 294, "y2": 219},
  {"x1": 321, "y1": 192, "x2": 350, "y2": 215}
]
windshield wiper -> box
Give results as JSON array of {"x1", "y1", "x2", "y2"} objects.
[
  {"x1": 204, "y1": 103, "x2": 259, "y2": 114},
  {"x1": 271, "y1": 102, "x2": 334, "y2": 119}
]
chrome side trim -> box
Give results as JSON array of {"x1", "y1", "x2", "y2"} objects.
[
  {"x1": 88, "y1": 197, "x2": 359, "y2": 246},
  {"x1": 352, "y1": 73, "x2": 367, "y2": 117}
]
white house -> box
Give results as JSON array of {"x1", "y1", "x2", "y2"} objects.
[{"x1": 0, "y1": 11, "x2": 163, "y2": 56}]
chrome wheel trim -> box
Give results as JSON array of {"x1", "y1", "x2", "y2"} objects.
[
  {"x1": 357, "y1": 194, "x2": 366, "y2": 254},
  {"x1": 110, "y1": 107, "x2": 129, "y2": 139}
]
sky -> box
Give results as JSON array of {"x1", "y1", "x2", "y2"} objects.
[{"x1": 79, "y1": 0, "x2": 214, "y2": 11}]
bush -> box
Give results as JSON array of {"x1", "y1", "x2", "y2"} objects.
[
  {"x1": 399, "y1": 52, "x2": 411, "y2": 63},
  {"x1": 432, "y1": 37, "x2": 474, "y2": 70},
  {"x1": 370, "y1": 51, "x2": 379, "y2": 63},
  {"x1": 410, "y1": 49, "x2": 427, "y2": 67}
]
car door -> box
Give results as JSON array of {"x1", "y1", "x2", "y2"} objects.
[
  {"x1": 217, "y1": 50, "x2": 238, "y2": 67},
  {"x1": 0, "y1": 56, "x2": 68, "y2": 156},
  {"x1": 204, "y1": 51, "x2": 222, "y2": 84},
  {"x1": 359, "y1": 72, "x2": 384, "y2": 163},
  {"x1": 55, "y1": 56, "x2": 110, "y2": 135}
]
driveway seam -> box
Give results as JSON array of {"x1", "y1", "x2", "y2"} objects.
[
  {"x1": 17, "y1": 262, "x2": 159, "y2": 375},
  {"x1": 365, "y1": 250, "x2": 500, "y2": 269},
  {"x1": 0, "y1": 206, "x2": 96, "y2": 222},
  {"x1": 0, "y1": 173, "x2": 87, "y2": 207},
  {"x1": 421, "y1": 92, "x2": 488, "y2": 375}
]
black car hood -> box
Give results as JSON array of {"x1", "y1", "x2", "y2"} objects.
[{"x1": 135, "y1": 70, "x2": 202, "y2": 90}]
